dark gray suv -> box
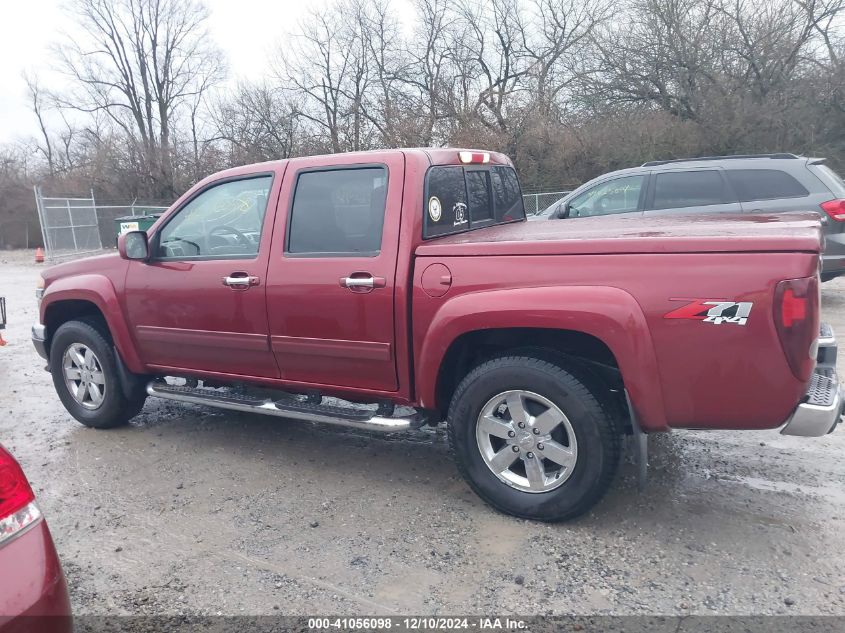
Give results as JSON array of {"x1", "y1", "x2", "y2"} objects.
[{"x1": 538, "y1": 154, "x2": 845, "y2": 280}]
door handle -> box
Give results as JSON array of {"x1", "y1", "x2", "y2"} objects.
[
  {"x1": 222, "y1": 274, "x2": 259, "y2": 288},
  {"x1": 339, "y1": 274, "x2": 386, "y2": 290}
]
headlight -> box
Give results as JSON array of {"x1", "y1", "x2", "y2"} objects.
[{"x1": 36, "y1": 276, "x2": 45, "y2": 301}]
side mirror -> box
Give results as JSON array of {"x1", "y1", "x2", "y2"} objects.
[
  {"x1": 118, "y1": 231, "x2": 149, "y2": 261},
  {"x1": 560, "y1": 203, "x2": 572, "y2": 219}
]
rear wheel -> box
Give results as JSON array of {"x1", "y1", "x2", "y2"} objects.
[
  {"x1": 50, "y1": 320, "x2": 146, "y2": 429},
  {"x1": 448, "y1": 354, "x2": 621, "y2": 521}
]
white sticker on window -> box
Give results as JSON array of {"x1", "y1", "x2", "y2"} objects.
[{"x1": 429, "y1": 196, "x2": 442, "y2": 222}]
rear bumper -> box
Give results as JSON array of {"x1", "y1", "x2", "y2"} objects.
[
  {"x1": 0, "y1": 520, "x2": 72, "y2": 632},
  {"x1": 781, "y1": 323, "x2": 843, "y2": 437},
  {"x1": 31, "y1": 324, "x2": 48, "y2": 361},
  {"x1": 822, "y1": 231, "x2": 845, "y2": 277}
]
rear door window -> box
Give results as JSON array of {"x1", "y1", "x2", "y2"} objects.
[
  {"x1": 287, "y1": 167, "x2": 387, "y2": 256},
  {"x1": 726, "y1": 169, "x2": 809, "y2": 202},
  {"x1": 651, "y1": 170, "x2": 730, "y2": 210},
  {"x1": 424, "y1": 165, "x2": 524, "y2": 238}
]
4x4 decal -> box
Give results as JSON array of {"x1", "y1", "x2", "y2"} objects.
[{"x1": 664, "y1": 298, "x2": 753, "y2": 326}]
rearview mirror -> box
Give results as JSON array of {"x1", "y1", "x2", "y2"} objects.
[{"x1": 118, "y1": 231, "x2": 149, "y2": 261}]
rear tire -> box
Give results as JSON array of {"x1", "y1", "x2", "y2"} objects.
[
  {"x1": 50, "y1": 320, "x2": 146, "y2": 429},
  {"x1": 448, "y1": 354, "x2": 621, "y2": 521}
]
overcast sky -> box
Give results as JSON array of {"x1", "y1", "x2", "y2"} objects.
[{"x1": 0, "y1": 0, "x2": 416, "y2": 145}]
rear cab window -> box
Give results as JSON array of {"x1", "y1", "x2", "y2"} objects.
[{"x1": 424, "y1": 165, "x2": 525, "y2": 239}]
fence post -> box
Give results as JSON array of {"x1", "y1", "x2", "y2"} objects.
[
  {"x1": 33, "y1": 185, "x2": 51, "y2": 260},
  {"x1": 66, "y1": 198, "x2": 79, "y2": 250}
]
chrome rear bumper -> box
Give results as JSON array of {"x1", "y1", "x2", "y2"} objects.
[{"x1": 781, "y1": 323, "x2": 843, "y2": 437}]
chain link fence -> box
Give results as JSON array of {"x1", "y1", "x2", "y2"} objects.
[
  {"x1": 34, "y1": 186, "x2": 168, "y2": 261},
  {"x1": 522, "y1": 190, "x2": 573, "y2": 215}
]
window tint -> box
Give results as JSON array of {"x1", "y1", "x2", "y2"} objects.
[
  {"x1": 491, "y1": 166, "x2": 525, "y2": 221},
  {"x1": 813, "y1": 165, "x2": 845, "y2": 197},
  {"x1": 287, "y1": 167, "x2": 387, "y2": 255},
  {"x1": 569, "y1": 175, "x2": 644, "y2": 217},
  {"x1": 424, "y1": 165, "x2": 524, "y2": 238},
  {"x1": 466, "y1": 170, "x2": 493, "y2": 222},
  {"x1": 725, "y1": 169, "x2": 810, "y2": 202},
  {"x1": 652, "y1": 170, "x2": 728, "y2": 210},
  {"x1": 156, "y1": 176, "x2": 271, "y2": 259}
]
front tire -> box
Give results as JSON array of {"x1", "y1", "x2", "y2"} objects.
[
  {"x1": 448, "y1": 355, "x2": 621, "y2": 522},
  {"x1": 50, "y1": 320, "x2": 146, "y2": 429}
]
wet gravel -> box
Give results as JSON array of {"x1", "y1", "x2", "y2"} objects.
[{"x1": 1, "y1": 249, "x2": 844, "y2": 616}]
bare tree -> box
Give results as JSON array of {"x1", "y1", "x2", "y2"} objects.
[
  {"x1": 279, "y1": 6, "x2": 353, "y2": 153},
  {"x1": 24, "y1": 74, "x2": 56, "y2": 177},
  {"x1": 56, "y1": 0, "x2": 225, "y2": 197},
  {"x1": 214, "y1": 83, "x2": 304, "y2": 163},
  {"x1": 407, "y1": 0, "x2": 453, "y2": 144},
  {"x1": 523, "y1": 0, "x2": 612, "y2": 115},
  {"x1": 11, "y1": 0, "x2": 845, "y2": 205}
]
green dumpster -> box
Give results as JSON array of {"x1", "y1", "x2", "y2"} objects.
[{"x1": 114, "y1": 213, "x2": 161, "y2": 239}]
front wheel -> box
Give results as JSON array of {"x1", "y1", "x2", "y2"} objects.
[
  {"x1": 50, "y1": 320, "x2": 146, "y2": 429},
  {"x1": 448, "y1": 355, "x2": 621, "y2": 521}
]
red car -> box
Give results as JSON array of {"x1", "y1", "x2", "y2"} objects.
[{"x1": 0, "y1": 445, "x2": 71, "y2": 632}]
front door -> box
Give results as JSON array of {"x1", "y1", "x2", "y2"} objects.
[
  {"x1": 124, "y1": 172, "x2": 281, "y2": 378},
  {"x1": 265, "y1": 154, "x2": 404, "y2": 392},
  {"x1": 564, "y1": 174, "x2": 647, "y2": 219}
]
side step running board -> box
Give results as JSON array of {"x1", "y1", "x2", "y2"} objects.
[{"x1": 146, "y1": 381, "x2": 426, "y2": 433}]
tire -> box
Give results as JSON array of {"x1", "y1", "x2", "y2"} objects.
[
  {"x1": 448, "y1": 354, "x2": 621, "y2": 522},
  {"x1": 50, "y1": 320, "x2": 146, "y2": 429}
]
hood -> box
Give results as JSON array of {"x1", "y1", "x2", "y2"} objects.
[
  {"x1": 415, "y1": 212, "x2": 822, "y2": 257},
  {"x1": 42, "y1": 252, "x2": 126, "y2": 284}
]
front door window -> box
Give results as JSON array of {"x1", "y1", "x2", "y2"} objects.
[{"x1": 568, "y1": 175, "x2": 645, "y2": 218}]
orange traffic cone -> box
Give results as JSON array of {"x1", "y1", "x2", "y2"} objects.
[{"x1": 35, "y1": 247, "x2": 44, "y2": 263}]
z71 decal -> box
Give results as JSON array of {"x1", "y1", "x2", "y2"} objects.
[{"x1": 664, "y1": 298, "x2": 753, "y2": 326}]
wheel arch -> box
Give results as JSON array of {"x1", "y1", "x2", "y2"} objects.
[
  {"x1": 416, "y1": 286, "x2": 668, "y2": 432},
  {"x1": 40, "y1": 275, "x2": 144, "y2": 372}
]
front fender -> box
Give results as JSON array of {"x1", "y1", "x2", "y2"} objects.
[
  {"x1": 416, "y1": 286, "x2": 668, "y2": 432},
  {"x1": 40, "y1": 274, "x2": 144, "y2": 373}
]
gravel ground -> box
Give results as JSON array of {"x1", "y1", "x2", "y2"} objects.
[{"x1": 1, "y1": 248, "x2": 844, "y2": 617}]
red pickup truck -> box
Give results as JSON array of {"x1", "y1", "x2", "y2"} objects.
[{"x1": 32, "y1": 148, "x2": 842, "y2": 521}]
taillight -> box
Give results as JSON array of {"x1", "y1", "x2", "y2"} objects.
[
  {"x1": 0, "y1": 446, "x2": 40, "y2": 545},
  {"x1": 820, "y1": 199, "x2": 845, "y2": 221},
  {"x1": 773, "y1": 276, "x2": 819, "y2": 381}
]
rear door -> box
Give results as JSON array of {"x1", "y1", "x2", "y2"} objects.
[
  {"x1": 265, "y1": 153, "x2": 404, "y2": 392},
  {"x1": 644, "y1": 168, "x2": 742, "y2": 216}
]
